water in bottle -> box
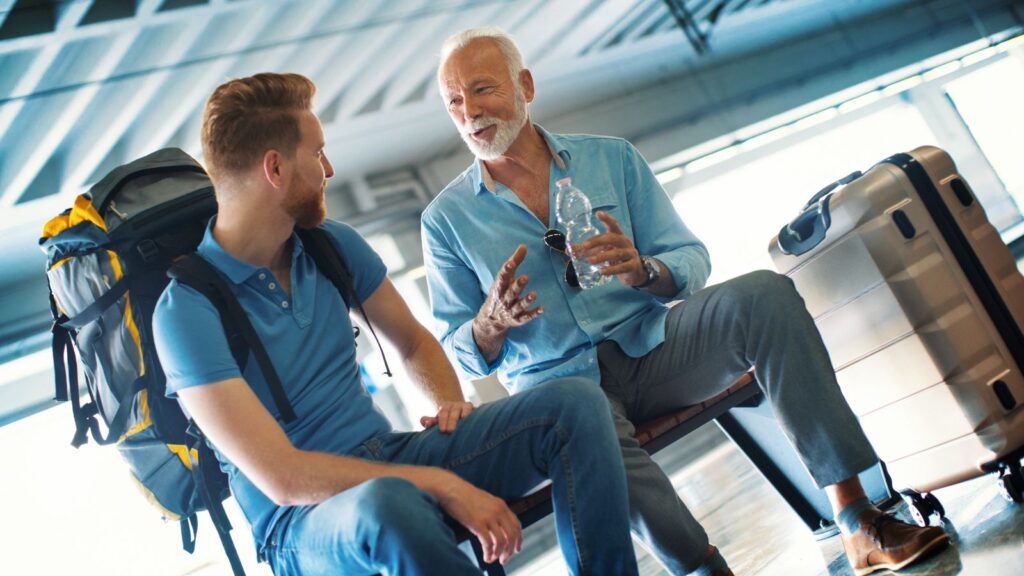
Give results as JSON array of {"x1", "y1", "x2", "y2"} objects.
[{"x1": 554, "y1": 177, "x2": 610, "y2": 289}]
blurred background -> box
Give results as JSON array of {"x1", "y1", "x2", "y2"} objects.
[{"x1": 1, "y1": 0, "x2": 1022, "y2": 574}]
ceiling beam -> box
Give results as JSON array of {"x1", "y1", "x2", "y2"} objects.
[
  {"x1": 0, "y1": 1, "x2": 159, "y2": 208},
  {"x1": 0, "y1": 0, "x2": 92, "y2": 139},
  {"x1": 0, "y1": 0, "x2": 17, "y2": 30},
  {"x1": 0, "y1": 0, "x2": 268, "y2": 55},
  {"x1": 381, "y1": 0, "x2": 543, "y2": 111},
  {"x1": 59, "y1": 14, "x2": 211, "y2": 197},
  {"x1": 126, "y1": 7, "x2": 282, "y2": 159}
]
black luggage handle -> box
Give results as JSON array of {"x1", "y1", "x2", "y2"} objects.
[{"x1": 777, "y1": 171, "x2": 862, "y2": 256}]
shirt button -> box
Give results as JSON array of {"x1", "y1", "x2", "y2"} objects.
[
  {"x1": 268, "y1": 282, "x2": 276, "y2": 290},
  {"x1": 281, "y1": 301, "x2": 289, "y2": 308},
  {"x1": 258, "y1": 273, "x2": 266, "y2": 280}
]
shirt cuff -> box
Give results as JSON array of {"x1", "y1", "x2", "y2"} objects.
[
  {"x1": 449, "y1": 320, "x2": 507, "y2": 377},
  {"x1": 652, "y1": 250, "x2": 707, "y2": 301}
]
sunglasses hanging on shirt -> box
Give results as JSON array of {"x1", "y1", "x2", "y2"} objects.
[{"x1": 543, "y1": 228, "x2": 581, "y2": 288}]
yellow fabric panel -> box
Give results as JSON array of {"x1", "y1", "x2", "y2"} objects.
[
  {"x1": 42, "y1": 194, "x2": 108, "y2": 239},
  {"x1": 69, "y1": 194, "x2": 107, "y2": 231},
  {"x1": 167, "y1": 444, "x2": 199, "y2": 471},
  {"x1": 41, "y1": 213, "x2": 71, "y2": 240},
  {"x1": 118, "y1": 389, "x2": 151, "y2": 443},
  {"x1": 127, "y1": 471, "x2": 181, "y2": 522},
  {"x1": 106, "y1": 249, "x2": 146, "y2": 376}
]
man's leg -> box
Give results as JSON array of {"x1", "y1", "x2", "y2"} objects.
[
  {"x1": 605, "y1": 270, "x2": 947, "y2": 573},
  {"x1": 600, "y1": 388, "x2": 728, "y2": 576},
  {"x1": 381, "y1": 377, "x2": 639, "y2": 576},
  {"x1": 266, "y1": 476, "x2": 480, "y2": 576}
]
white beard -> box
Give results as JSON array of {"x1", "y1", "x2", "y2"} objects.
[{"x1": 460, "y1": 86, "x2": 528, "y2": 161}]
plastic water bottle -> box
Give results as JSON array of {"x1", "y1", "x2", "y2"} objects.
[{"x1": 555, "y1": 178, "x2": 610, "y2": 289}]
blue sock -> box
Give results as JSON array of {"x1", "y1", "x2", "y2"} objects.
[
  {"x1": 691, "y1": 546, "x2": 730, "y2": 576},
  {"x1": 837, "y1": 497, "x2": 875, "y2": 535}
]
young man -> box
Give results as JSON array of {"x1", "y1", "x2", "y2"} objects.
[
  {"x1": 153, "y1": 72, "x2": 639, "y2": 576},
  {"x1": 420, "y1": 27, "x2": 952, "y2": 576}
]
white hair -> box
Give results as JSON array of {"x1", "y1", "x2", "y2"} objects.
[{"x1": 437, "y1": 27, "x2": 526, "y2": 90}]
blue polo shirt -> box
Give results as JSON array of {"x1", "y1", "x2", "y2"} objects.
[
  {"x1": 421, "y1": 126, "x2": 711, "y2": 394},
  {"x1": 153, "y1": 218, "x2": 391, "y2": 550}
]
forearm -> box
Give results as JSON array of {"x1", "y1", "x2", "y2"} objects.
[
  {"x1": 471, "y1": 315, "x2": 508, "y2": 365},
  {"x1": 641, "y1": 258, "x2": 679, "y2": 298},
  {"x1": 277, "y1": 449, "x2": 461, "y2": 506},
  {"x1": 404, "y1": 325, "x2": 466, "y2": 405}
]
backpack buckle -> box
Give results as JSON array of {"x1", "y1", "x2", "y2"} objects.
[{"x1": 137, "y1": 239, "x2": 159, "y2": 263}]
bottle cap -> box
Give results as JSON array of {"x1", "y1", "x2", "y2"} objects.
[{"x1": 556, "y1": 178, "x2": 572, "y2": 187}]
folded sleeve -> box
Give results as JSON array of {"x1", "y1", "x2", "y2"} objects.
[
  {"x1": 622, "y1": 141, "x2": 711, "y2": 300},
  {"x1": 420, "y1": 214, "x2": 506, "y2": 378}
]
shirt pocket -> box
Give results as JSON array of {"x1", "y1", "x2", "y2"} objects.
[{"x1": 588, "y1": 189, "x2": 633, "y2": 240}]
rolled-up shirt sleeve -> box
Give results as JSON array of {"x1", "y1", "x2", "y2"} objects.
[
  {"x1": 420, "y1": 218, "x2": 507, "y2": 378},
  {"x1": 622, "y1": 141, "x2": 711, "y2": 300}
]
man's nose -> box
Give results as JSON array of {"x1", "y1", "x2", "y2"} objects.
[
  {"x1": 322, "y1": 154, "x2": 335, "y2": 179},
  {"x1": 463, "y1": 93, "x2": 482, "y2": 119}
]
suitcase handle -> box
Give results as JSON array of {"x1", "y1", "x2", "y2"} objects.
[{"x1": 777, "y1": 171, "x2": 862, "y2": 256}]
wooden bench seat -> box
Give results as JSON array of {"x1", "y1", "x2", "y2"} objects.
[{"x1": 457, "y1": 372, "x2": 759, "y2": 574}]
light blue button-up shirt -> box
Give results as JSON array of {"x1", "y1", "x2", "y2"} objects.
[{"x1": 421, "y1": 127, "x2": 711, "y2": 394}]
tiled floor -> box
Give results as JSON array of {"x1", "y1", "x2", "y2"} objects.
[{"x1": 506, "y1": 423, "x2": 1024, "y2": 575}]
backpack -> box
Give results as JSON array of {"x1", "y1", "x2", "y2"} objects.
[{"x1": 40, "y1": 148, "x2": 390, "y2": 575}]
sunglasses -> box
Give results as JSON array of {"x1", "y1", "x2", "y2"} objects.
[{"x1": 543, "y1": 229, "x2": 580, "y2": 288}]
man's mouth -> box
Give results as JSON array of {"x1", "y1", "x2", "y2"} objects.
[{"x1": 469, "y1": 125, "x2": 495, "y2": 140}]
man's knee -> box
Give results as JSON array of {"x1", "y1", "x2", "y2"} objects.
[
  {"x1": 721, "y1": 269, "x2": 799, "y2": 308},
  {"x1": 536, "y1": 377, "x2": 608, "y2": 414},
  {"x1": 352, "y1": 477, "x2": 434, "y2": 528}
]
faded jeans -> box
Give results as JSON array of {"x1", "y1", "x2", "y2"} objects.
[{"x1": 264, "y1": 378, "x2": 638, "y2": 576}]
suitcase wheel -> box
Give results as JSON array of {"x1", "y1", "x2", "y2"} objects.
[
  {"x1": 900, "y1": 490, "x2": 945, "y2": 527},
  {"x1": 997, "y1": 461, "x2": 1024, "y2": 504}
]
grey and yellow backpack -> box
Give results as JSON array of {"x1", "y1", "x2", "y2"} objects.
[{"x1": 40, "y1": 148, "x2": 388, "y2": 575}]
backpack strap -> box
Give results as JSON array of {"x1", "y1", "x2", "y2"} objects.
[
  {"x1": 168, "y1": 255, "x2": 297, "y2": 423},
  {"x1": 185, "y1": 420, "x2": 245, "y2": 576},
  {"x1": 297, "y1": 227, "x2": 392, "y2": 377},
  {"x1": 49, "y1": 286, "x2": 143, "y2": 447}
]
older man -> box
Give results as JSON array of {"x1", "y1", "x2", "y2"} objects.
[
  {"x1": 421, "y1": 27, "x2": 951, "y2": 576},
  {"x1": 153, "y1": 72, "x2": 638, "y2": 576}
]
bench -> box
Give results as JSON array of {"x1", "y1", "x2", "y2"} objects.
[{"x1": 456, "y1": 372, "x2": 760, "y2": 575}]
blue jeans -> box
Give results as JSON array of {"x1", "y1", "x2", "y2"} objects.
[{"x1": 265, "y1": 378, "x2": 638, "y2": 576}]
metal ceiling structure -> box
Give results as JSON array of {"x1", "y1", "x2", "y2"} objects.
[{"x1": 1, "y1": 0, "x2": 1023, "y2": 423}]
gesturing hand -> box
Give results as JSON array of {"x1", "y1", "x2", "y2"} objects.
[
  {"x1": 580, "y1": 211, "x2": 647, "y2": 287},
  {"x1": 420, "y1": 400, "x2": 475, "y2": 433},
  {"x1": 437, "y1": 477, "x2": 523, "y2": 565},
  {"x1": 476, "y1": 244, "x2": 544, "y2": 334}
]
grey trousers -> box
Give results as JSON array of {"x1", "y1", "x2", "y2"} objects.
[{"x1": 597, "y1": 270, "x2": 878, "y2": 575}]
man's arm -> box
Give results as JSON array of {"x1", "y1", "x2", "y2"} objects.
[
  {"x1": 358, "y1": 277, "x2": 474, "y2": 431},
  {"x1": 178, "y1": 376, "x2": 523, "y2": 563}
]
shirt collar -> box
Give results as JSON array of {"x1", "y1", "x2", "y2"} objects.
[
  {"x1": 196, "y1": 217, "x2": 306, "y2": 285},
  {"x1": 473, "y1": 124, "x2": 571, "y2": 195}
]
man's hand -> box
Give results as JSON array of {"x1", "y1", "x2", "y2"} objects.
[
  {"x1": 420, "y1": 400, "x2": 475, "y2": 433},
  {"x1": 580, "y1": 211, "x2": 647, "y2": 287},
  {"x1": 435, "y1": 474, "x2": 523, "y2": 565},
  {"x1": 472, "y1": 245, "x2": 543, "y2": 362}
]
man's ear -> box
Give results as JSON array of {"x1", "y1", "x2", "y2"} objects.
[
  {"x1": 520, "y1": 68, "x2": 535, "y2": 103},
  {"x1": 261, "y1": 149, "x2": 286, "y2": 189}
]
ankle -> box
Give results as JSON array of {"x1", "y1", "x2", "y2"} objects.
[{"x1": 836, "y1": 497, "x2": 875, "y2": 535}]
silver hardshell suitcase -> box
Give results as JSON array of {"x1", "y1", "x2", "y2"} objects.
[{"x1": 769, "y1": 145, "x2": 1024, "y2": 525}]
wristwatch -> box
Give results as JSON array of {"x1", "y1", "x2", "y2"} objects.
[{"x1": 633, "y1": 256, "x2": 661, "y2": 289}]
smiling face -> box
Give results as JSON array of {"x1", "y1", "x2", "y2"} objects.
[
  {"x1": 282, "y1": 110, "x2": 334, "y2": 229},
  {"x1": 439, "y1": 38, "x2": 530, "y2": 160}
]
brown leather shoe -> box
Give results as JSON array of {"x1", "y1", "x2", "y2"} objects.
[{"x1": 841, "y1": 509, "x2": 950, "y2": 575}]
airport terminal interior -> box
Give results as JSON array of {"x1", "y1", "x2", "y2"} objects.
[{"x1": 1, "y1": 0, "x2": 1023, "y2": 574}]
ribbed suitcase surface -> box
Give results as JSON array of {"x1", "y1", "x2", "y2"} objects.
[{"x1": 769, "y1": 146, "x2": 1024, "y2": 495}]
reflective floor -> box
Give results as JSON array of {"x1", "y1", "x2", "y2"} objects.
[{"x1": 507, "y1": 423, "x2": 1024, "y2": 575}]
